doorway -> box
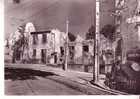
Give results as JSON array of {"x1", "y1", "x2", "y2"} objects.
[{"x1": 41, "y1": 49, "x2": 47, "y2": 64}]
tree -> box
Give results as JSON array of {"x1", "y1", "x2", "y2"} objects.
[
  {"x1": 86, "y1": 25, "x2": 95, "y2": 40},
  {"x1": 100, "y1": 24, "x2": 115, "y2": 41},
  {"x1": 68, "y1": 32, "x2": 76, "y2": 42}
]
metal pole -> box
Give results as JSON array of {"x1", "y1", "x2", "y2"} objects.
[
  {"x1": 94, "y1": 0, "x2": 100, "y2": 82},
  {"x1": 115, "y1": 0, "x2": 124, "y2": 63},
  {"x1": 64, "y1": 20, "x2": 69, "y2": 70},
  {"x1": 52, "y1": 33, "x2": 55, "y2": 53}
]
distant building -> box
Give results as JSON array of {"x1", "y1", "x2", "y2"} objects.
[
  {"x1": 117, "y1": 0, "x2": 140, "y2": 51},
  {"x1": 74, "y1": 35, "x2": 84, "y2": 64},
  {"x1": 6, "y1": 22, "x2": 112, "y2": 65},
  {"x1": 29, "y1": 30, "x2": 56, "y2": 64}
]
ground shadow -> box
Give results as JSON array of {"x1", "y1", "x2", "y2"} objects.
[{"x1": 5, "y1": 67, "x2": 58, "y2": 81}]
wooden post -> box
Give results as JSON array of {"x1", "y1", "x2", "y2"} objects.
[
  {"x1": 94, "y1": 0, "x2": 100, "y2": 82},
  {"x1": 64, "y1": 20, "x2": 69, "y2": 70}
]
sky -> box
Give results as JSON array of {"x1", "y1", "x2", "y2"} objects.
[{"x1": 5, "y1": 0, "x2": 115, "y2": 39}]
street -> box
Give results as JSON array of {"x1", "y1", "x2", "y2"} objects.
[
  {"x1": 5, "y1": 64, "x2": 115, "y2": 95},
  {"x1": 5, "y1": 67, "x2": 84, "y2": 95}
]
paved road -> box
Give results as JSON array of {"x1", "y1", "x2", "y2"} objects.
[
  {"x1": 5, "y1": 67, "x2": 85, "y2": 95},
  {"x1": 5, "y1": 64, "x2": 119, "y2": 95}
]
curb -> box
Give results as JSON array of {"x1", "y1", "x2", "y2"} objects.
[
  {"x1": 89, "y1": 81, "x2": 128, "y2": 95},
  {"x1": 47, "y1": 76, "x2": 114, "y2": 95}
]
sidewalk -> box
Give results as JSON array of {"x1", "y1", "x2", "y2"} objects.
[{"x1": 5, "y1": 63, "x2": 127, "y2": 95}]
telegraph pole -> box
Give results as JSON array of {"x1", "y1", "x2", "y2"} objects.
[
  {"x1": 94, "y1": 0, "x2": 100, "y2": 82},
  {"x1": 115, "y1": 0, "x2": 126, "y2": 63},
  {"x1": 64, "y1": 19, "x2": 69, "y2": 70}
]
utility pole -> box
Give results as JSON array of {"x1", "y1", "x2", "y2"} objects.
[
  {"x1": 64, "y1": 19, "x2": 69, "y2": 70},
  {"x1": 94, "y1": 0, "x2": 100, "y2": 82},
  {"x1": 115, "y1": 0, "x2": 126, "y2": 63}
]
